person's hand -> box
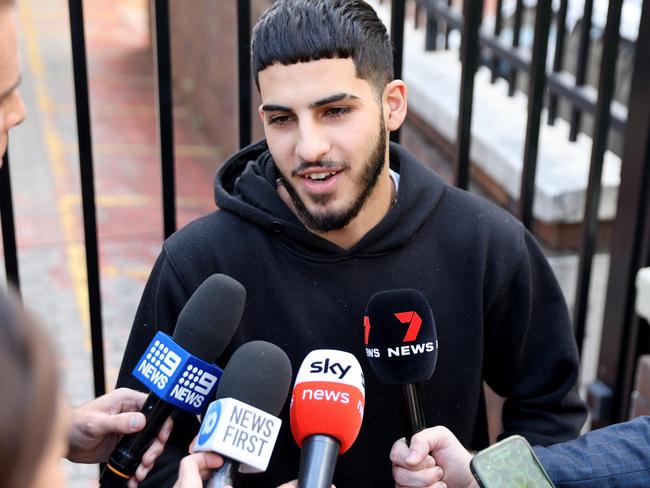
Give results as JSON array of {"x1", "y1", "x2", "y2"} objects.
[
  {"x1": 390, "y1": 426, "x2": 477, "y2": 488},
  {"x1": 128, "y1": 414, "x2": 173, "y2": 487},
  {"x1": 174, "y1": 460, "x2": 332, "y2": 488},
  {"x1": 173, "y1": 452, "x2": 225, "y2": 488},
  {"x1": 66, "y1": 387, "x2": 173, "y2": 484}
]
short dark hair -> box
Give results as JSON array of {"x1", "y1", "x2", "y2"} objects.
[{"x1": 251, "y1": 0, "x2": 394, "y2": 94}]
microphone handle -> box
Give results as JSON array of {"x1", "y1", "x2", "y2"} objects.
[
  {"x1": 298, "y1": 434, "x2": 340, "y2": 488},
  {"x1": 98, "y1": 467, "x2": 129, "y2": 488},
  {"x1": 401, "y1": 383, "x2": 426, "y2": 442},
  {"x1": 206, "y1": 459, "x2": 240, "y2": 488},
  {"x1": 100, "y1": 393, "x2": 174, "y2": 484}
]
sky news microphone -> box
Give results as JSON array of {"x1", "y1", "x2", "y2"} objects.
[
  {"x1": 100, "y1": 274, "x2": 246, "y2": 487},
  {"x1": 194, "y1": 340, "x2": 292, "y2": 488},
  {"x1": 290, "y1": 349, "x2": 365, "y2": 488},
  {"x1": 364, "y1": 289, "x2": 438, "y2": 439}
]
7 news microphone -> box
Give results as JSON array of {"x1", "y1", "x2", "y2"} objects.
[
  {"x1": 290, "y1": 349, "x2": 365, "y2": 488},
  {"x1": 193, "y1": 340, "x2": 292, "y2": 488},
  {"x1": 100, "y1": 274, "x2": 246, "y2": 487},
  {"x1": 364, "y1": 289, "x2": 438, "y2": 439}
]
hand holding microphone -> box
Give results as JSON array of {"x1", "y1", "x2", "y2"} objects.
[
  {"x1": 290, "y1": 349, "x2": 365, "y2": 488},
  {"x1": 67, "y1": 388, "x2": 170, "y2": 464},
  {"x1": 101, "y1": 274, "x2": 246, "y2": 486},
  {"x1": 390, "y1": 426, "x2": 475, "y2": 488},
  {"x1": 174, "y1": 452, "x2": 225, "y2": 488},
  {"x1": 174, "y1": 457, "x2": 335, "y2": 488}
]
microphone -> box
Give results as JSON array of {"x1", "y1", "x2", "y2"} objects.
[
  {"x1": 100, "y1": 274, "x2": 246, "y2": 486},
  {"x1": 194, "y1": 340, "x2": 292, "y2": 488},
  {"x1": 290, "y1": 350, "x2": 365, "y2": 488},
  {"x1": 363, "y1": 289, "x2": 438, "y2": 438}
]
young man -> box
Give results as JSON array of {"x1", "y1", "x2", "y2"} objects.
[{"x1": 117, "y1": 1, "x2": 587, "y2": 486}]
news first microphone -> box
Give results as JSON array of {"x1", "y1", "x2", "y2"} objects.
[
  {"x1": 290, "y1": 350, "x2": 365, "y2": 488},
  {"x1": 193, "y1": 340, "x2": 292, "y2": 488},
  {"x1": 100, "y1": 274, "x2": 246, "y2": 487},
  {"x1": 364, "y1": 289, "x2": 438, "y2": 439}
]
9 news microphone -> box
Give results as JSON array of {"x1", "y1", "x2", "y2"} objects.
[
  {"x1": 100, "y1": 274, "x2": 246, "y2": 486},
  {"x1": 193, "y1": 340, "x2": 292, "y2": 488},
  {"x1": 290, "y1": 350, "x2": 365, "y2": 488},
  {"x1": 364, "y1": 289, "x2": 438, "y2": 438}
]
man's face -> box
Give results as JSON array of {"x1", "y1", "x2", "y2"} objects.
[
  {"x1": 0, "y1": 7, "x2": 27, "y2": 161},
  {"x1": 258, "y1": 58, "x2": 389, "y2": 233}
]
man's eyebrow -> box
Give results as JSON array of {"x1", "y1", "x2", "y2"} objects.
[
  {"x1": 0, "y1": 74, "x2": 22, "y2": 102},
  {"x1": 260, "y1": 93, "x2": 360, "y2": 113},
  {"x1": 260, "y1": 103, "x2": 292, "y2": 113},
  {"x1": 309, "y1": 92, "x2": 359, "y2": 109}
]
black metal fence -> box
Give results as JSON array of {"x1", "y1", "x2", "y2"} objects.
[
  {"x1": 390, "y1": 0, "x2": 649, "y2": 426},
  {"x1": 417, "y1": 0, "x2": 630, "y2": 138},
  {"x1": 1, "y1": 0, "x2": 649, "y2": 428}
]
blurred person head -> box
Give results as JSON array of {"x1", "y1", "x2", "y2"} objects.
[
  {"x1": 0, "y1": 0, "x2": 27, "y2": 160},
  {"x1": 0, "y1": 288, "x2": 68, "y2": 488},
  {"x1": 1, "y1": 7, "x2": 66, "y2": 479}
]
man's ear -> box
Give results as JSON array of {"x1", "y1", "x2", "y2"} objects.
[
  {"x1": 383, "y1": 80, "x2": 408, "y2": 132},
  {"x1": 258, "y1": 104, "x2": 266, "y2": 123}
]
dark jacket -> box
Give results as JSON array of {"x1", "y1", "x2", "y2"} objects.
[
  {"x1": 117, "y1": 140, "x2": 587, "y2": 487},
  {"x1": 534, "y1": 416, "x2": 650, "y2": 487}
]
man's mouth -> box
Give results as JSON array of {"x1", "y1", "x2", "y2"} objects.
[
  {"x1": 292, "y1": 167, "x2": 345, "y2": 195},
  {"x1": 290, "y1": 163, "x2": 347, "y2": 194},
  {"x1": 305, "y1": 171, "x2": 339, "y2": 182}
]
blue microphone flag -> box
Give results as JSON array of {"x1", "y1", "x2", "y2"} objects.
[{"x1": 132, "y1": 331, "x2": 222, "y2": 414}]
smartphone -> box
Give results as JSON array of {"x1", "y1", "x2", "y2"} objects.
[{"x1": 470, "y1": 435, "x2": 555, "y2": 488}]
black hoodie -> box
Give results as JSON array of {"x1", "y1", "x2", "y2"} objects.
[{"x1": 117, "y1": 140, "x2": 586, "y2": 487}]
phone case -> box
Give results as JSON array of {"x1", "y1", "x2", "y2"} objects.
[{"x1": 470, "y1": 435, "x2": 555, "y2": 487}]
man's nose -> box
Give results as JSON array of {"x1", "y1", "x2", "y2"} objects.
[
  {"x1": 295, "y1": 120, "x2": 330, "y2": 163},
  {"x1": 4, "y1": 90, "x2": 27, "y2": 131}
]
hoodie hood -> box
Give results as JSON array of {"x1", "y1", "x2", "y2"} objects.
[{"x1": 214, "y1": 139, "x2": 446, "y2": 258}]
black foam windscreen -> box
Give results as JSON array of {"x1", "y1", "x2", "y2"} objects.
[
  {"x1": 173, "y1": 274, "x2": 247, "y2": 363},
  {"x1": 216, "y1": 341, "x2": 292, "y2": 416},
  {"x1": 364, "y1": 289, "x2": 438, "y2": 385}
]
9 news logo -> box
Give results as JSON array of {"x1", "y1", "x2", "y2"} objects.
[
  {"x1": 176, "y1": 364, "x2": 220, "y2": 401},
  {"x1": 133, "y1": 332, "x2": 222, "y2": 414},
  {"x1": 140, "y1": 339, "x2": 183, "y2": 389}
]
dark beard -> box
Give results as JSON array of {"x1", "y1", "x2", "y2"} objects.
[{"x1": 278, "y1": 119, "x2": 387, "y2": 233}]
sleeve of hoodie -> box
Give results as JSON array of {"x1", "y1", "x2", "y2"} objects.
[
  {"x1": 115, "y1": 249, "x2": 196, "y2": 488},
  {"x1": 483, "y1": 229, "x2": 587, "y2": 446}
]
